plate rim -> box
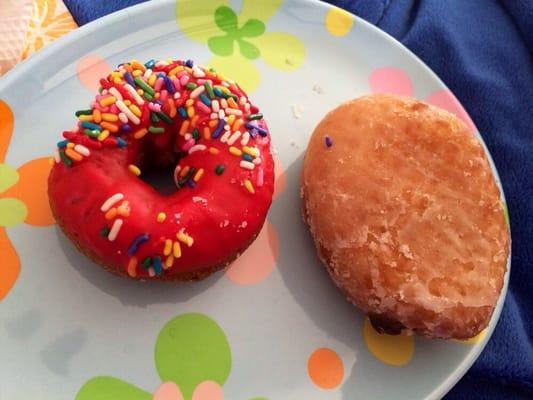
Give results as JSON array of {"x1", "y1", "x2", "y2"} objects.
[{"x1": 0, "y1": 0, "x2": 511, "y2": 399}]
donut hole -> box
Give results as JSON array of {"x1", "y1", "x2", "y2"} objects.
[
  {"x1": 139, "y1": 164, "x2": 179, "y2": 195},
  {"x1": 136, "y1": 141, "x2": 184, "y2": 196}
]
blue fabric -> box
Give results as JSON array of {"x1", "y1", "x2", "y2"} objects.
[
  {"x1": 63, "y1": 0, "x2": 146, "y2": 26},
  {"x1": 64, "y1": 0, "x2": 533, "y2": 398}
]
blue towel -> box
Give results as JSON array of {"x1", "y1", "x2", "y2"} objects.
[{"x1": 63, "y1": 0, "x2": 533, "y2": 398}]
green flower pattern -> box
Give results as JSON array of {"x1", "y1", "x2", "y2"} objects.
[
  {"x1": 208, "y1": 6, "x2": 265, "y2": 59},
  {"x1": 176, "y1": 0, "x2": 305, "y2": 92},
  {"x1": 0, "y1": 163, "x2": 27, "y2": 227},
  {"x1": 76, "y1": 313, "x2": 268, "y2": 400}
]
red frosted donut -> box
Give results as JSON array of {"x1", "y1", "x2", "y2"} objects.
[{"x1": 48, "y1": 58, "x2": 274, "y2": 280}]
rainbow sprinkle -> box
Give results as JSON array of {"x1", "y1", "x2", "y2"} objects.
[
  {"x1": 127, "y1": 256, "x2": 138, "y2": 277},
  {"x1": 215, "y1": 164, "x2": 225, "y2": 175},
  {"x1": 55, "y1": 58, "x2": 270, "y2": 278},
  {"x1": 128, "y1": 233, "x2": 150, "y2": 256},
  {"x1": 177, "y1": 229, "x2": 194, "y2": 247},
  {"x1": 108, "y1": 219, "x2": 123, "y2": 242},
  {"x1": 100, "y1": 193, "x2": 124, "y2": 212},
  {"x1": 128, "y1": 164, "x2": 141, "y2": 176},
  {"x1": 244, "y1": 179, "x2": 255, "y2": 194}
]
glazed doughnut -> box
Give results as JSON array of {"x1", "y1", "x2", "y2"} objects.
[
  {"x1": 48, "y1": 58, "x2": 274, "y2": 280},
  {"x1": 301, "y1": 94, "x2": 510, "y2": 339}
]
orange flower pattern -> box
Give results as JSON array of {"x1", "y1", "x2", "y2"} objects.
[
  {"x1": 0, "y1": 99, "x2": 55, "y2": 301},
  {"x1": 0, "y1": 0, "x2": 72, "y2": 298}
]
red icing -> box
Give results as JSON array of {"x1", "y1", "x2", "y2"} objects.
[{"x1": 48, "y1": 59, "x2": 274, "y2": 279}]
